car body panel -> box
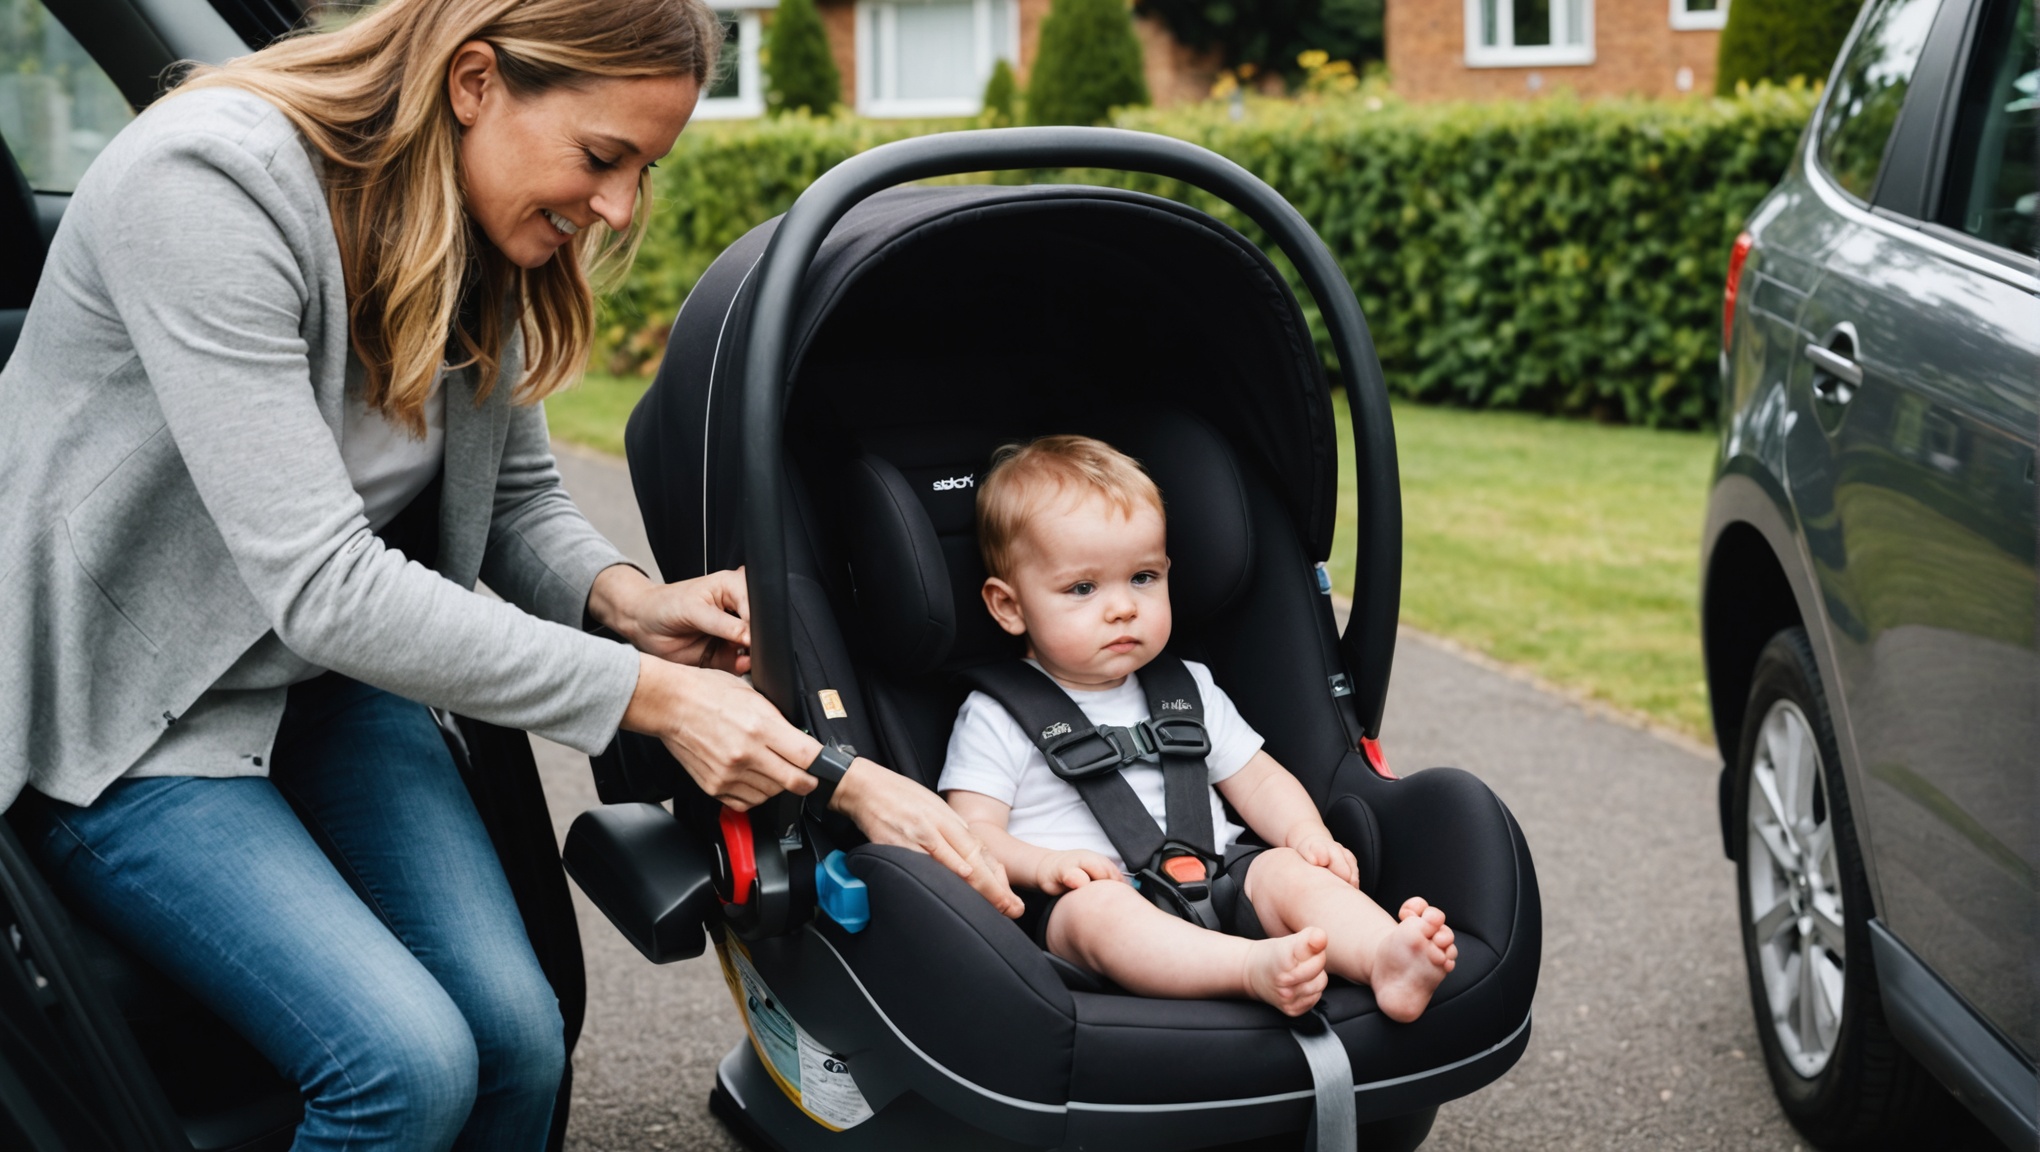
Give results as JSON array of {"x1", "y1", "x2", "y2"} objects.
[{"x1": 1706, "y1": 0, "x2": 2040, "y2": 1126}]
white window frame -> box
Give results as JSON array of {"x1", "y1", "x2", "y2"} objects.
[
  {"x1": 694, "y1": 3, "x2": 772, "y2": 120},
  {"x1": 855, "y1": 0, "x2": 1019, "y2": 118},
  {"x1": 1463, "y1": 0, "x2": 1595, "y2": 68},
  {"x1": 1669, "y1": 0, "x2": 1728, "y2": 32}
]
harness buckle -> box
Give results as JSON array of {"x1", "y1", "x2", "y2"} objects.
[
  {"x1": 1140, "y1": 716, "x2": 1211, "y2": 759},
  {"x1": 1137, "y1": 841, "x2": 1225, "y2": 932},
  {"x1": 1041, "y1": 728, "x2": 1130, "y2": 780}
]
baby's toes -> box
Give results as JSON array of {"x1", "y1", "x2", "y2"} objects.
[
  {"x1": 1433, "y1": 924, "x2": 1455, "y2": 950},
  {"x1": 1398, "y1": 897, "x2": 1429, "y2": 921}
]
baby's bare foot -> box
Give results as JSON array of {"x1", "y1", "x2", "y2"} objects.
[
  {"x1": 1244, "y1": 929, "x2": 1329, "y2": 1017},
  {"x1": 1373, "y1": 900, "x2": 1458, "y2": 1023}
]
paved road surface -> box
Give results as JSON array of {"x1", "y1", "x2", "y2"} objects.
[{"x1": 539, "y1": 443, "x2": 1809, "y2": 1151}]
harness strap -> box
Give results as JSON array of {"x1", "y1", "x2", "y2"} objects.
[
  {"x1": 956, "y1": 658, "x2": 1219, "y2": 866},
  {"x1": 1136, "y1": 654, "x2": 1216, "y2": 859},
  {"x1": 1291, "y1": 1009, "x2": 1356, "y2": 1152}
]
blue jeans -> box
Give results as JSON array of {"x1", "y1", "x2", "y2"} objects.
[{"x1": 26, "y1": 674, "x2": 565, "y2": 1152}]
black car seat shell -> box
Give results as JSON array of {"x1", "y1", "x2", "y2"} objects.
[{"x1": 593, "y1": 138, "x2": 1541, "y2": 1152}]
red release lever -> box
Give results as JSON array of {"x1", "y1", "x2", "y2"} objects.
[
  {"x1": 1361, "y1": 737, "x2": 1397, "y2": 780},
  {"x1": 718, "y1": 806, "x2": 757, "y2": 905},
  {"x1": 1161, "y1": 855, "x2": 1209, "y2": 884}
]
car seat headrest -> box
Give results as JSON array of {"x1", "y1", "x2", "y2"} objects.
[
  {"x1": 1109, "y1": 409, "x2": 1257, "y2": 625},
  {"x1": 839, "y1": 410, "x2": 1256, "y2": 679},
  {"x1": 842, "y1": 455, "x2": 957, "y2": 677}
]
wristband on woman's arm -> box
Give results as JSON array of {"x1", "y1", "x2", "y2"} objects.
[{"x1": 805, "y1": 743, "x2": 856, "y2": 810}]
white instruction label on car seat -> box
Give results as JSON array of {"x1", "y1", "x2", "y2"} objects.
[{"x1": 716, "y1": 938, "x2": 874, "y2": 1130}]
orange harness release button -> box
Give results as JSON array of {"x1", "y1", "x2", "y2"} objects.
[{"x1": 1161, "y1": 855, "x2": 1208, "y2": 884}]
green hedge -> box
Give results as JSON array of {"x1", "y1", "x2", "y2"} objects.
[{"x1": 607, "y1": 86, "x2": 1818, "y2": 425}]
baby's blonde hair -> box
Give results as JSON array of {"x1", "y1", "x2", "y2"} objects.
[{"x1": 977, "y1": 435, "x2": 1164, "y2": 580}]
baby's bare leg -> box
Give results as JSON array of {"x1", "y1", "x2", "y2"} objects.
[
  {"x1": 1243, "y1": 848, "x2": 1458, "y2": 1023},
  {"x1": 1045, "y1": 879, "x2": 1329, "y2": 1016}
]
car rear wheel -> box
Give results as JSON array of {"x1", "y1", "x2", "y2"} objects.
[{"x1": 1732, "y1": 628, "x2": 1938, "y2": 1148}]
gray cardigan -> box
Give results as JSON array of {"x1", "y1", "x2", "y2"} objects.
[{"x1": 0, "y1": 88, "x2": 643, "y2": 809}]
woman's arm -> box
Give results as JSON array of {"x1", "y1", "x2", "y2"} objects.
[{"x1": 1216, "y1": 752, "x2": 1362, "y2": 887}]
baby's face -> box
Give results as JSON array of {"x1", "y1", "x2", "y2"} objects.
[{"x1": 982, "y1": 490, "x2": 1172, "y2": 691}]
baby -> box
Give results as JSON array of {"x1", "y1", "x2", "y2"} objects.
[{"x1": 938, "y1": 435, "x2": 1457, "y2": 1020}]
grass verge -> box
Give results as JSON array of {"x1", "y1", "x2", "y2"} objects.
[
  {"x1": 1331, "y1": 393, "x2": 1716, "y2": 738},
  {"x1": 549, "y1": 374, "x2": 1718, "y2": 737}
]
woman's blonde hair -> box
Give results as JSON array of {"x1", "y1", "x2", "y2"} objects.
[
  {"x1": 977, "y1": 435, "x2": 1164, "y2": 580},
  {"x1": 175, "y1": 0, "x2": 722, "y2": 433}
]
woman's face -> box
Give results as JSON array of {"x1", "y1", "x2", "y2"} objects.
[{"x1": 449, "y1": 43, "x2": 699, "y2": 270}]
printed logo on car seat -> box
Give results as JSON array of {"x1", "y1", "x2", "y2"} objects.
[
  {"x1": 1041, "y1": 721, "x2": 1073, "y2": 739},
  {"x1": 931, "y1": 474, "x2": 976, "y2": 492},
  {"x1": 1160, "y1": 699, "x2": 1193, "y2": 712}
]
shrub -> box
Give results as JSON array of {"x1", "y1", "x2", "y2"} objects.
[
  {"x1": 609, "y1": 87, "x2": 1817, "y2": 425},
  {"x1": 982, "y1": 58, "x2": 1019, "y2": 127},
  {"x1": 1137, "y1": 0, "x2": 1381, "y2": 81},
  {"x1": 1025, "y1": 0, "x2": 1149, "y2": 126},
  {"x1": 764, "y1": 0, "x2": 841, "y2": 116},
  {"x1": 1716, "y1": 0, "x2": 1860, "y2": 95}
]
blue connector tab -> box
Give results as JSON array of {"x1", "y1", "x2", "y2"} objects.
[{"x1": 815, "y1": 850, "x2": 870, "y2": 933}]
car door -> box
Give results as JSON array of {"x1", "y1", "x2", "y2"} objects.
[{"x1": 1790, "y1": 0, "x2": 2039, "y2": 1061}]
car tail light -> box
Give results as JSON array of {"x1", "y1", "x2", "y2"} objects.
[{"x1": 1723, "y1": 231, "x2": 1754, "y2": 351}]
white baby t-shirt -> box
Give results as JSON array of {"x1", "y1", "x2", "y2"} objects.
[{"x1": 938, "y1": 659, "x2": 1264, "y2": 873}]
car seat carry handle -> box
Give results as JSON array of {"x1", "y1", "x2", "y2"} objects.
[{"x1": 738, "y1": 127, "x2": 1402, "y2": 741}]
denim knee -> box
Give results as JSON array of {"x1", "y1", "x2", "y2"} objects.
[
  {"x1": 471, "y1": 982, "x2": 566, "y2": 1103},
  {"x1": 325, "y1": 998, "x2": 481, "y2": 1148}
]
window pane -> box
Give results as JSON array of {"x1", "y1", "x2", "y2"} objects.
[
  {"x1": 892, "y1": 0, "x2": 975, "y2": 101},
  {"x1": 708, "y1": 16, "x2": 741, "y2": 100},
  {"x1": 1480, "y1": 0, "x2": 1498, "y2": 46},
  {"x1": 1939, "y1": 0, "x2": 2037, "y2": 252},
  {"x1": 1512, "y1": 0, "x2": 1552, "y2": 47},
  {"x1": 1684, "y1": 0, "x2": 1721, "y2": 11},
  {"x1": 990, "y1": 0, "x2": 1014, "y2": 63},
  {"x1": 0, "y1": 0, "x2": 134, "y2": 192},
  {"x1": 1816, "y1": 0, "x2": 1939, "y2": 202}
]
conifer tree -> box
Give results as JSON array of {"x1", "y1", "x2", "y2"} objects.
[
  {"x1": 765, "y1": 0, "x2": 841, "y2": 115},
  {"x1": 1026, "y1": 0, "x2": 1149, "y2": 126}
]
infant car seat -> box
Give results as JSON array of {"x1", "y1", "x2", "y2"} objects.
[{"x1": 562, "y1": 129, "x2": 1541, "y2": 1151}]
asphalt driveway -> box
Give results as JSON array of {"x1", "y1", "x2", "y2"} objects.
[{"x1": 537, "y1": 442, "x2": 1810, "y2": 1151}]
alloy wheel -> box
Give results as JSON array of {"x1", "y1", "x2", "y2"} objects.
[{"x1": 1745, "y1": 698, "x2": 1847, "y2": 1078}]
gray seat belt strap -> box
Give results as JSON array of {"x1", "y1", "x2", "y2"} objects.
[{"x1": 1291, "y1": 1009, "x2": 1355, "y2": 1152}]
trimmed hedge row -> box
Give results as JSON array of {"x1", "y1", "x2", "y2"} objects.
[{"x1": 608, "y1": 86, "x2": 1818, "y2": 425}]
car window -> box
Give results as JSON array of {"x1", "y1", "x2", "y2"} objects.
[
  {"x1": 1938, "y1": 0, "x2": 2038, "y2": 255},
  {"x1": 0, "y1": 0, "x2": 135, "y2": 192},
  {"x1": 1817, "y1": 0, "x2": 1942, "y2": 202}
]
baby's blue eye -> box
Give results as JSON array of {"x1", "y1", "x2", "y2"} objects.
[
  {"x1": 1069, "y1": 581, "x2": 1096, "y2": 596},
  {"x1": 1131, "y1": 571, "x2": 1158, "y2": 587}
]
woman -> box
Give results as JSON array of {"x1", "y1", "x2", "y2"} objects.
[{"x1": 0, "y1": 0, "x2": 1018, "y2": 1147}]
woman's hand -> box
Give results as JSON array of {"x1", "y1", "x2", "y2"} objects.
[
  {"x1": 621, "y1": 656, "x2": 818, "y2": 809},
  {"x1": 590, "y1": 565, "x2": 752, "y2": 673},
  {"x1": 831, "y1": 760, "x2": 1025, "y2": 918}
]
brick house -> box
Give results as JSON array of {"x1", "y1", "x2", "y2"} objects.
[
  {"x1": 694, "y1": 0, "x2": 1218, "y2": 120},
  {"x1": 1386, "y1": 0, "x2": 1728, "y2": 101}
]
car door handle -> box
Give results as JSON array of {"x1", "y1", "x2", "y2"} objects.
[{"x1": 1804, "y1": 342, "x2": 1863, "y2": 391}]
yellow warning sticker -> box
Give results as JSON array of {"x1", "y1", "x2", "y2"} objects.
[
  {"x1": 817, "y1": 689, "x2": 847, "y2": 719},
  {"x1": 715, "y1": 937, "x2": 873, "y2": 1131}
]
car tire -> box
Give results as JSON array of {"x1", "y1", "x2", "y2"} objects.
[{"x1": 1732, "y1": 628, "x2": 1940, "y2": 1149}]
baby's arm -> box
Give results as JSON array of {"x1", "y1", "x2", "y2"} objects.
[
  {"x1": 943, "y1": 790, "x2": 1122, "y2": 895},
  {"x1": 1216, "y1": 752, "x2": 1362, "y2": 887}
]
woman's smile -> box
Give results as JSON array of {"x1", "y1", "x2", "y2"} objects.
[{"x1": 542, "y1": 209, "x2": 580, "y2": 237}]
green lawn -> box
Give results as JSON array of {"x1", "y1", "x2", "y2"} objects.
[
  {"x1": 549, "y1": 374, "x2": 1719, "y2": 737},
  {"x1": 1331, "y1": 394, "x2": 1716, "y2": 738}
]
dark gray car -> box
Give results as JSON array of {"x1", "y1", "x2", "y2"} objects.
[{"x1": 1703, "y1": 0, "x2": 2037, "y2": 1147}]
